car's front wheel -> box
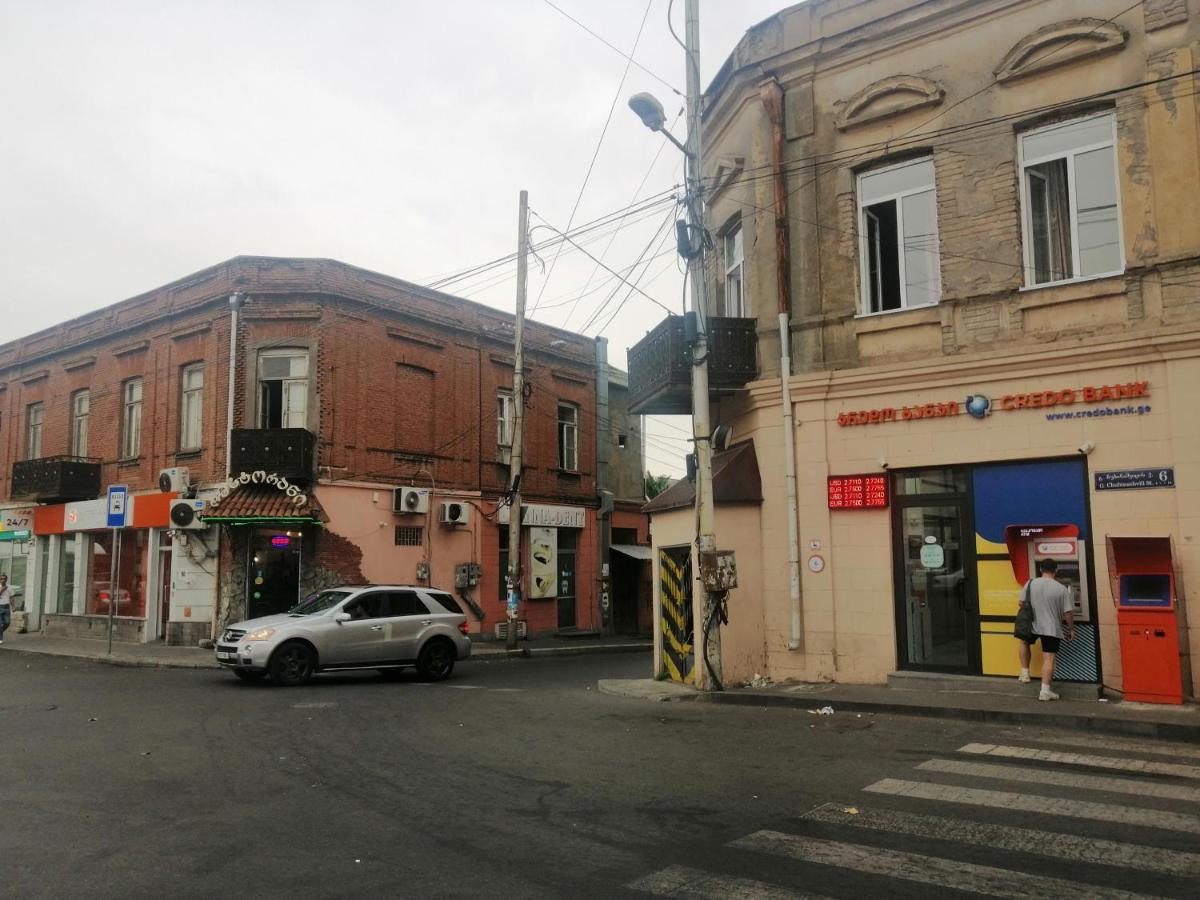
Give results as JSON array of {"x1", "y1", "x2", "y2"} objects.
[
  {"x1": 269, "y1": 642, "x2": 316, "y2": 686},
  {"x1": 233, "y1": 669, "x2": 267, "y2": 683},
  {"x1": 416, "y1": 639, "x2": 456, "y2": 681}
]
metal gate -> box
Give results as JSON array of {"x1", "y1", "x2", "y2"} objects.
[{"x1": 658, "y1": 546, "x2": 694, "y2": 684}]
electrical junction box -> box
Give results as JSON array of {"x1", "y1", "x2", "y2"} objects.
[
  {"x1": 699, "y1": 550, "x2": 738, "y2": 592},
  {"x1": 455, "y1": 563, "x2": 481, "y2": 589}
]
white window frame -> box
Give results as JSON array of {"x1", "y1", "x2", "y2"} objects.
[
  {"x1": 723, "y1": 224, "x2": 747, "y2": 317},
  {"x1": 496, "y1": 390, "x2": 514, "y2": 453},
  {"x1": 257, "y1": 349, "x2": 309, "y2": 429},
  {"x1": 121, "y1": 378, "x2": 143, "y2": 459},
  {"x1": 856, "y1": 156, "x2": 941, "y2": 316},
  {"x1": 557, "y1": 402, "x2": 579, "y2": 472},
  {"x1": 70, "y1": 390, "x2": 89, "y2": 457},
  {"x1": 1018, "y1": 112, "x2": 1123, "y2": 289},
  {"x1": 179, "y1": 363, "x2": 204, "y2": 451},
  {"x1": 25, "y1": 402, "x2": 44, "y2": 460}
]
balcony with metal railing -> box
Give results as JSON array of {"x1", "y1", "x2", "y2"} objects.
[
  {"x1": 229, "y1": 429, "x2": 317, "y2": 483},
  {"x1": 11, "y1": 455, "x2": 102, "y2": 503},
  {"x1": 627, "y1": 315, "x2": 759, "y2": 415}
]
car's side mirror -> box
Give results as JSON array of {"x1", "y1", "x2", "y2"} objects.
[{"x1": 333, "y1": 612, "x2": 351, "y2": 624}]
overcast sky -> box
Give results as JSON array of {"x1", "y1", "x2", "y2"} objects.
[{"x1": 0, "y1": 0, "x2": 787, "y2": 476}]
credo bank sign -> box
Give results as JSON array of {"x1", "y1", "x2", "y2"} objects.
[{"x1": 837, "y1": 380, "x2": 1149, "y2": 427}]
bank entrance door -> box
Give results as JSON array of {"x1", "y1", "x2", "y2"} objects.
[{"x1": 892, "y1": 470, "x2": 979, "y2": 673}]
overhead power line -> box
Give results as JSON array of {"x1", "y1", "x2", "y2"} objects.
[
  {"x1": 540, "y1": 0, "x2": 683, "y2": 97},
  {"x1": 530, "y1": 0, "x2": 655, "y2": 315}
]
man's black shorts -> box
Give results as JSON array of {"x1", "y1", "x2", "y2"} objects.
[{"x1": 1021, "y1": 634, "x2": 1061, "y2": 653}]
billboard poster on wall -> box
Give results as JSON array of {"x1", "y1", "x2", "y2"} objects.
[{"x1": 529, "y1": 526, "x2": 558, "y2": 599}]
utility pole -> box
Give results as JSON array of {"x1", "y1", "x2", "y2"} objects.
[
  {"x1": 683, "y1": 0, "x2": 722, "y2": 690},
  {"x1": 506, "y1": 189, "x2": 529, "y2": 652}
]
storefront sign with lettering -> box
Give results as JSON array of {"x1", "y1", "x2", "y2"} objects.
[
  {"x1": 208, "y1": 471, "x2": 308, "y2": 509},
  {"x1": 837, "y1": 381, "x2": 1149, "y2": 427}
]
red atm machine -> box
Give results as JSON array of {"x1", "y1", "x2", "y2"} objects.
[{"x1": 1107, "y1": 536, "x2": 1187, "y2": 704}]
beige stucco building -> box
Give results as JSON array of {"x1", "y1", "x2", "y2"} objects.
[{"x1": 634, "y1": 0, "x2": 1200, "y2": 701}]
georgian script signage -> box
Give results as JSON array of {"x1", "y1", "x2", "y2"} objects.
[
  {"x1": 837, "y1": 381, "x2": 1149, "y2": 427},
  {"x1": 208, "y1": 471, "x2": 308, "y2": 509},
  {"x1": 1095, "y1": 468, "x2": 1175, "y2": 491}
]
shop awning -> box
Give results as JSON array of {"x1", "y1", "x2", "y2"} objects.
[
  {"x1": 202, "y1": 485, "x2": 327, "y2": 525},
  {"x1": 610, "y1": 543, "x2": 653, "y2": 561}
]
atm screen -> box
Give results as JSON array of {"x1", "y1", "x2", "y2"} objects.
[{"x1": 1119, "y1": 574, "x2": 1172, "y2": 608}]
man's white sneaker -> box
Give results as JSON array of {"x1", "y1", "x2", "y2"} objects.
[
  {"x1": 1018, "y1": 672, "x2": 1030, "y2": 683},
  {"x1": 1038, "y1": 689, "x2": 1060, "y2": 701}
]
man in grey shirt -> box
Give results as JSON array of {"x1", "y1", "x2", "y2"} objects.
[{"x1": 1017, "y1": 558, "x2": 1075, "y2": 700}]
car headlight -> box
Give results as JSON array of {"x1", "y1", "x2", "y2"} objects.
[{"x1": 245, "y1": 628, "x2": 276, "y2": 641}]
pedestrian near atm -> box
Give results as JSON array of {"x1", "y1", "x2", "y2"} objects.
[
  {"x1": 1017, "y1": 558, "x2": 1075, "y2": 700},
  {"x1": 0, "y1": 573, "x2": 13, "y2": 643}
]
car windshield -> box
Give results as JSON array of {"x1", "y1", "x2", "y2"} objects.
[{"x1": 288, "y1": 590, "x2": 351, "y2": 615}]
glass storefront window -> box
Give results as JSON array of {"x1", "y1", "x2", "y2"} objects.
[
  {"x1": 58, "y1": 536, "x2": 78, "y2": 614},
  {"x1": 0, "y1": 540, "x2": 30, "y2": 612},
  {"x1": 86, "y1": 530, "x2": 147, "y2": 618},
  {"x1": 894, "y1": 468, "x2": 969, "y2": 496}
]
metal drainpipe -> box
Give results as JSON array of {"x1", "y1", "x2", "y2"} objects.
[
  {"x1": 759, "y1": 78, "x2": 803, "y2": 652},
  {"x1": 216, "y1": 291, "x2": 245, "y2": 642},
  {"x1": 595, "y1": 336, "x2": 612, "y2": 635},
  {"x1": 226, "y1": 292, "x2": 246, "y2": 479}
]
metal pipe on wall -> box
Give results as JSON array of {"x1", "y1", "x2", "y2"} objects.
[{"x1": 759, "y1": 77, "x2": 804, "y2": 652}]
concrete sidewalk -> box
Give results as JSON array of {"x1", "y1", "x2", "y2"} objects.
[
  {"x1": 598, "y1": 676, "x2": 1200, "y2": 742},
  {"x1": 0, "y1": 631, "x2": 651, "y2": 670}
]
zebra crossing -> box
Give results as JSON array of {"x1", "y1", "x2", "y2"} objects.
[{"x1": 626, "y1": 734, "x2": 1200, "y2": 899}]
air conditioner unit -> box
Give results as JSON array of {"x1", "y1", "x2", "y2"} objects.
[
  {"x1": 494, "y1": 620, "x2": 528, "y2": 641},
  {"x1": 438, "y1": 501, "x2": 470, "y2": 526},
  {"x1": 393, "y1": 487, "x2": 430, "y2": 515},
  {"x1": 169, "y1": 499, "x2": 207, "y2": 530},
  {"x1": 159, "y1": 467, "x2": 192, "y2": 494}
]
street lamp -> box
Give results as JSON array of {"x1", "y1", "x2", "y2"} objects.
[
  {"x1": 627, "y1": 93, "x2": 688, "y2": 156},
  {"x1": 627, "y1": 0, "x2": 726, "y2": 691}
]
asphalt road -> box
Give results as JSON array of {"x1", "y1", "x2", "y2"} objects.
[{"x1": 2, "y1": 650, "x2": 1197, "y2": 900}]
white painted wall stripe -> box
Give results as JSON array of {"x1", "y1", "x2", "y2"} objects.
[
  {"x1": 959, "y1": 743, "x2": 1200, "y2": 780},
  {"x1": 732, "y1": 831, "x2": 1154, "y2": 900},
  {"x1": 998, "y1": 731, "x2": 1200, "y2": 762},
  {"x1": 919, "y1": 757, "x2": 1200, "y2": 803},
  {"x1": 803, "y1": 803, "x2": 1200, "y2": 878},
  {"x1": 627, "y1": 864, "x2": 826, "y2": 900},
  {"x1": 863, "y1": 778, "x2": 1200, "y2": 834}
]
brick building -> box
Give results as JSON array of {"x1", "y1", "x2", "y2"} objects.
[
  {"x1": 1, "y1": 256, "x2": 649, "y2": 644},
  {"x1": 634, "y1": 0, "x2": 1200, "y2": 701}
]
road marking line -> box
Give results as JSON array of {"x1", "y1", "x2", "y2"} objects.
[
  {"x1": 627, "y1": 864, "x2": 826, "y2": 899},
  {"x1": 920, "y1": 757, "x2": 1200, "y2": 803},
  {"x1": 732, "y1": 831, "x2": 1154, "y2": 900},
  {"x1": 487, "y1": 688, "x2": 524, "y2": 693},
  {"x1": 959, "y1": 743, "x2": 1200, "y2": 780},
  {"x1": 447, "y1": 685, "x2": 485, "y2": 690},
  {"x1": 863, "y1": 778, "x2": 1200, "y2": 834},
  {"x1": 803, "y1": 802, "x2": 1200, "y2": 878},
  {"x1": 999, "y1": 731, "x2": 1200, "y2": 762}
]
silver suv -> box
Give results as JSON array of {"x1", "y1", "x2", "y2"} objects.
[{"x1": 216, "y1": 585, "x2": 471, "y2": 686}]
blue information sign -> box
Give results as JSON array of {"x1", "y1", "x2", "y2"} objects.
[
  {"x1": 106, "y1": 485, "x2": 129, "y2": 528},
  {"x1": 1094, "y1": 468, "x2": 1174, "y2": 491}
]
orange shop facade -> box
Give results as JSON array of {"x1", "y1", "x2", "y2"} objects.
[
  {"x1": 732, "y1": 341, "x2": 1197, "y2": 699},
  {"x1": 25, "y1": 490, "x2": 180, "y2": 642}
]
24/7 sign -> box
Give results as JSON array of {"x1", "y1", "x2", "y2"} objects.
[{"x1": 1095, "y1": 468, "x2": 1174, "y2": 491}]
